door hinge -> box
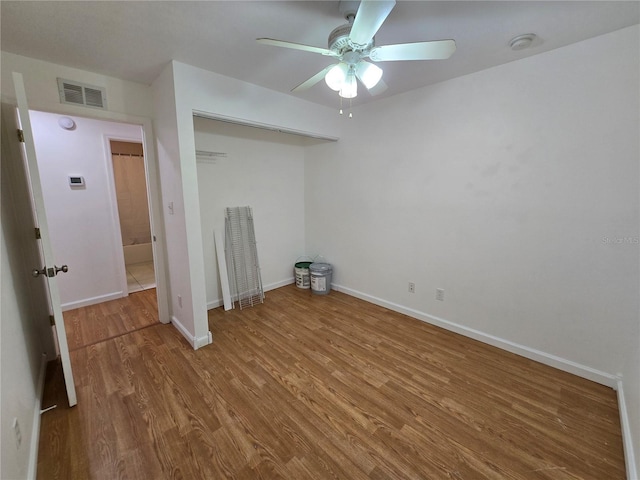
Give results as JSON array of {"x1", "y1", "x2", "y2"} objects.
[
  {"x1": 35, "y1": 228, "x2": 41, "y2": 239},
  {"x1": 49, "y1": 315, "x2": 55, "y2": 326},
  {"x1": 17, "y1": 129, "x2": 25, "y2": 143}
]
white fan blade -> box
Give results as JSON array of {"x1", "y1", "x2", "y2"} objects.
[
  {"x1": 349, "y1": 0, "x2": 396, "y2": 48},
  {"x1": 292, "y1": 65, "x2": 337, "y2": 92},
  {"x1": 367, "y1": 78, "x2": 388, "y2": 96},
  {"x1": 257, "y1": 38, "x2": 338, "y2": 57},
  {"x1": 369, "y1": 40, "x2": 456, "y2": 62}
]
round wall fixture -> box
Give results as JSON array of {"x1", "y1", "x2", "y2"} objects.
[
  {"x1": 58, "y1": 116, "x2": 76, "y2": 130},
  {"x1": 509, "y1": 33, "x2": 537, "y2": 51}
]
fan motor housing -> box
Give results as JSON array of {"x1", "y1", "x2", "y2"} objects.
[{"x1": 328, "y1": 23, "x2": 374, "y2": 53}]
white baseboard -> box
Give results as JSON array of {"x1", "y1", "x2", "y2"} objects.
[
  {"x1": 61, "y1": 291, "x2": 125, "y2": 311},
  {"x1": 27, "y1": 353, "x2": 48, "y2": 480},
  {"x1": 206, "y1": 278, "x2": 295, "y2": 311},
  {"x1": 195, "y1": 331, "x2": 213, "y2": 350},
  {"x1": 264, "y1": 277, "x2": 295, "y2": 291},
  {"x1": 332, "y1": 283, "x2": 619, "y2": 388},
  {"x1": 207, "y1": 298, "x2": 223, "y2": 310},
  {"x1": 617, "y1": 380, "x2": 638, "y2": 480},
  {"x1": 171, "y1": 315, "x2": 212, "y2": 350}
]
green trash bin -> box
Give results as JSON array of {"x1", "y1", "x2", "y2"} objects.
[{"x1": 294, "y1": 258, "x2": 313, "y2": 289}]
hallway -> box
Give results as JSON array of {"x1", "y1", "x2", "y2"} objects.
[{"x1": 62, "y1": 288, "x2": 159, "y2": 351}]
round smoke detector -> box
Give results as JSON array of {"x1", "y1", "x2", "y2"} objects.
[{"x1": 509, "y1": 33, "x2": 537, "y2": 51}]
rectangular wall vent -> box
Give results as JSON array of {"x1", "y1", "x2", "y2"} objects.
[{"x1": 57, "y1": 78, "x2": 107, "y2": 110}]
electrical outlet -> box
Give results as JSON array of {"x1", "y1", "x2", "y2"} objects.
[
  {"x1": 436, "y1": 288, "x2": 445, "y2": 301},
  {"x1": 408, "y1": 282, "x2": 415, "y2": 293},
  {"x1": 177, "y1": 295, "x2": 182, "y2": 308},
  {"x1": 13, "y1": 418, "x2": 22, "y2": 449}
]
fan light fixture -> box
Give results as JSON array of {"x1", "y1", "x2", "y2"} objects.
[
  {"x1": 325, "y1": 62, "x2": 381, "y2": 99},
  {"x1": 356, "y1": 62, "x2": 383, "y2": 89},
  {"x1": 339, "y1": 68, "x2": 358, "y2": 99},
  {"x1": 325, "y1": 63, "x2": 348, "y2": 91},
  {"x1": 257, "y1": 0, "x2": 457, "y2": 114}
]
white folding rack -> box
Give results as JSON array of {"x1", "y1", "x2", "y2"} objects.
[{"x1": 224, "y1": 206, "x2": 264, "y2": 309}]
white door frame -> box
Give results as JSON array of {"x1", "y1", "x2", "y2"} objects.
[{"x1": 21, "y1": 104, "x2": 170, "y2": 324}]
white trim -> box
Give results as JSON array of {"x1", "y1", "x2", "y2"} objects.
[
  {"x1": 332, "y1": 283, "x2": 619, "y2": 388},
  {"x1": 171, "y1": 315, "x2": 212, "y2": 350},
  {"x1": 61, "y1": 291, "x2": 125, "y2": 311},
  {"x1": 264, "y1": 277, "x2": 295, "y2": 292},
  {"x1": 171, "y1": 315, "x2": 194, "y2": 347},
  {"x1": 27, "y1": 354, "x2": 48, "y2": 480},
  {"x1": 207, "y1": 298, "x2": 224, "y2": 310},
  {"x1": 195, "y1": 331, "x2": 213, "y2": 350},
  {"x1": 192, "y1": 110, "x2": 339, "y2": 142},
  {"x1": 617, "y1": 380, "x2": 638, "y2": 480}
]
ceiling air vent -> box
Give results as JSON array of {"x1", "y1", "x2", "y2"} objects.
[{"x1": 57, "y1": 78, "x2": 107, "y2": 110}]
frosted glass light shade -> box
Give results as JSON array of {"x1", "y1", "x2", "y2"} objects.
[
  {"x1": 325, "y1": 63, "x2": 348, "y2": 91},
  {"x1": 339, "y1": 72, "x2": 357, "y2": 99},
  {"x1": 355, "y1": 61, "x2": 383, "y2": 89}
]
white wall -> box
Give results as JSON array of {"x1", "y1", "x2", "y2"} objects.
[
  {"x1": 1, "y1": 51, "x2": 171, "y2": 324},
  {"x1": 0, "y1": 52, "x2": 153, "y2": 117},
  {"x1": 1, "y1": 171, "x2": 42, "y2": 480},
  {"x1": 305, "y1": 25, "x2": 639, "y2": 475},
  {"x1": 194, "y1": 117, "x2": 312, "y2": 307},
  {"x1": 30, "y1": 110, "x2": 143, "y2": 309},
  {"x1": 151, "y1": 63, "x2": 196, "y2": 343},
  {"x1": 151, "y1": 60, "x2": 339, "y2": 348}
]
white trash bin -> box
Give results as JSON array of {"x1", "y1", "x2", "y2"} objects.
[{"x1": 309, "y1": 263, "x2": 332, "y2": 295}]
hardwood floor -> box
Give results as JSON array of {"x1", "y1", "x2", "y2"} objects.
[
  {"x1": 38, "y1": 285, "x2": 625, "y2": 479},
  {"x1": 63, "y1": 288, "x2": 159, "y2": 351}
]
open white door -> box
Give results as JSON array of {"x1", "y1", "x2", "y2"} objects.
[{"x1": 11, "y1": 72, "x2": 77, "y2": 407}]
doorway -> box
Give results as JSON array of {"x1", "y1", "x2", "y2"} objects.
[
  {"x1": 28, "y1": 110, "x2": 166, "y2": 324},
  {"x1": 109, "y1": 140, "x2": 156, "y2": 294}
]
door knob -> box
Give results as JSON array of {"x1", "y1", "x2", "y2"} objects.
[
  {"x1": 55, "y1": 265, "x2": 69, "y2": 275},
  {"x1": 32, "y1": 267, "x2": 46, "y2": 277},
  {"x1": 32, "y1": 265, "x2": 68, "y2": 277}
]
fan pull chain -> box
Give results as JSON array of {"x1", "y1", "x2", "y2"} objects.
[{"x1": 338, "y1": 97, "x2": 353, "y2": 118}]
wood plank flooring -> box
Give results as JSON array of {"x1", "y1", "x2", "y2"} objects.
[
  {"x1": 63, "y1": 288, "x2": 159, "y2": 351},
  {"x1": 38, "y1": 285, "x2": 626, "y2": 479}
]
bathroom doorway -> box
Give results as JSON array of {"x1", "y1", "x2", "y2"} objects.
[{"x1": 109, "y1": 140, "x2": 156, "y2": 293}]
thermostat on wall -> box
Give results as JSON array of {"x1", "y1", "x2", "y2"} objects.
[{"x1": 69, "y1": 176, "x2": 85, "y2": 187}]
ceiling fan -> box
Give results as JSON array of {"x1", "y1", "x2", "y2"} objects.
[{"x1": 257, "y1": 0, "x2": 456, "y2": 100}]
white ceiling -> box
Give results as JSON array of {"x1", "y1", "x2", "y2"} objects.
[{"x1": 1, "y1": 1, "x2": 638, "y2": 109}]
